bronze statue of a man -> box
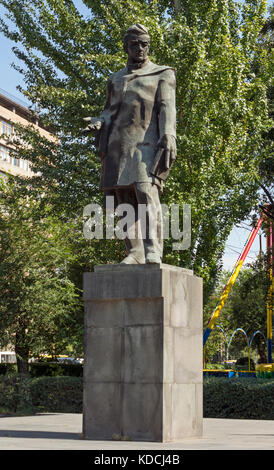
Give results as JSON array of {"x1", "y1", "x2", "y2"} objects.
[{"x1": 83, "y1": 24, "x2": 176, "y2": 264}]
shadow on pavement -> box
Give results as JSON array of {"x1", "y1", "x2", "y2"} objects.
[
  {"x1": 0, "y1": 430, "x2": 81, "y2": 440},
  {"x1": 0, "y1": 413, "x2": 64, "y2": 418}
]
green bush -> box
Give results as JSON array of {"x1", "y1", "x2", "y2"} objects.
[
  {"x1": 203, "y1": 377, "x2": 274, "y2": 419},
  {"x1": 29, "y1": 362, "x2": 83, "y2": 377},
  {"x1": 1, "y1": 374, "x2": 274, "y2": 419},
  {"x1": 0, "y1": 364, "x2": 17, "y2": 375},
  {"x1": 204, "y1": 363, "x2": 227, "y2": 370},
  {"x1": 0, "y1": 363, "x2": 83, "y2": 377},
  {"x1": 0, "y1": 374, "x2": 33, "y2": 414},
  {"x1": 234, "y1": 357, "x2": 255, "y2": 371},
  {"x1": 0, "y1": 375, "x2": 82, "y2": 415},
  {"x1": 30, "y1": 376, "x2": 82, "y2": 412}
]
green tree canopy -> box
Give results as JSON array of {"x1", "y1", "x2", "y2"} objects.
[
  {"x1": 0, "y1": 0, "x2": 272, "y2": 302},
  {"x1": 255, "y1": 3, "x2": 274, "y2": 197},
  {"x1": 0, "y1": 179, "x2": 82, "y2": 373}
]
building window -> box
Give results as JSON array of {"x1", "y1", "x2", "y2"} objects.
[
  {"x1": 0, "y1": 145, "x2": 30, "y2": 172},
  {"x1": 0, "y1": 145, "x2": 10, "y2": 162},
  {"x1": 1, "y1": 120, "x2": 13, "y2": 137}
]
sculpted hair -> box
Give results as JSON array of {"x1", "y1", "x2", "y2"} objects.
[{"x1": 123, "y1": 24, "x2": 150, "y2": 51}]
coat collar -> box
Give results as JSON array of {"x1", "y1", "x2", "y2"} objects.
[
  {"x1": 127, "y1": 60, "x2": 174, "y2": 78},
  {"x1": 111, "y1": 61, "x2": 175, "y2": 82},
  {"x1": 127, "y1": 58, "x2": 150, "y2": 73}
]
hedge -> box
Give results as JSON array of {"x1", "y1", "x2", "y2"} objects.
[
  {"x1": 1, "y1": 375, "x2": 274, "y2": 419},
  {"x1": 0, "y1": 374, "x2": 33, "y2": 414},
  {"x1": 0, "y1": 375, "x2": 82, "y2": 415},
  {"x1": 0, "y1": 363, "x2": 83, "y2": 377},
  {"x1": 30, "y1": 363, "x2": 83, "y2": 377},
  {"x1": 0, "y1": 364, "x2": 17, "y2": 375},
  {"x1": 30, "y1": 376, "x2": 83, "y2": 412},
  {"x1": 204, "y1": 377, "x2": 274, "y2": 420}
]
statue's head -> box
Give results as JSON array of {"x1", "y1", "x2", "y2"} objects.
[{"x1": 123, "y1": 24, "x2": 150, "y2": 63}]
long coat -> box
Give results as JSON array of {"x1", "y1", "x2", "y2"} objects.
[{"x1": 97, "y1": 60, "x2": 176, "y2": 190}]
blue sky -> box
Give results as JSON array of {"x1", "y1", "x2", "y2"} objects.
[
  {"x1": 0, "y1": 1, "x2": 267, "y2": 271},
  {"x1": 1, "y1": 30, "x2": 26, "y2": 103}
]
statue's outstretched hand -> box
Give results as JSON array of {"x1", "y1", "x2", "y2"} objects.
[
  {"x1": 82, "y1": 117, "x2": 104, "y2": 135},
  {"x1": 157, "y1": 134, "x2": 177, "y2": 170}
]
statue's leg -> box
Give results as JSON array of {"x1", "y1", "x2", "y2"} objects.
[
  {"x1": 115, "y1": 186, "x2": 145, "y2": 264},
  {"x1": 134, "y1": 183, "x2": 163, "y2": 264}
]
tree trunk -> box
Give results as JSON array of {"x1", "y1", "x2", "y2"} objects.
[
  {"x1": 16, "y1": 355, "x2": 29, "y2": 375},
  {"x1": 15, "y1": 331, "x2": 30, "y2": 375},
  {"x1": 257, "y1": 340, "x2": 267, "y2": 364}
]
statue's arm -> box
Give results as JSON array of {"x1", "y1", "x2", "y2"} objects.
[
  {"x1": 156, "y1": 69, "x2": 177, "y2": 169},
  {"x1": 82, "y1": 78, "x2": 112, "y2": 135},
  {"x1": 157, "y1": 69, "x2": 176, "y2": 137}
]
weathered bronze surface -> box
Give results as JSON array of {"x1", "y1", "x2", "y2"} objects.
[{"x1": 83, "y1": 24, "x2": 177, "y2": 264}]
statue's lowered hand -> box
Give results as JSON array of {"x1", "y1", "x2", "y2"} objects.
[
  {"x1": 82, "y1": 117, "x2": 104, "y2": 135},
  {"x1": 157, "y1": 134, "x2": 177, "y2": 170},
  {"x1": 150, "y1": 134, "x2": 177, "y2": 179}
]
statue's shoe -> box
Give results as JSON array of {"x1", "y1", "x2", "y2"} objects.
[
  {"x1": 120, "y1": 254, "x2": 144, "y2": 264},
  {"x1": 146, "y1": 252, "x2": 162, "y2": 264}
]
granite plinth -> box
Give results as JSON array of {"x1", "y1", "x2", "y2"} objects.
[{"x1": 83, "y1": 263, "x2": 203, "y2": 442}]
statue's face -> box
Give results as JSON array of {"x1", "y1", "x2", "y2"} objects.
[{"x1": 126, "y1": 34, "x2": 150, "y2": 63}]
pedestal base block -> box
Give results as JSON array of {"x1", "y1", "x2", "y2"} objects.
[{"x1": 83, "y1": 264, "x2": 203, "y2": 442}]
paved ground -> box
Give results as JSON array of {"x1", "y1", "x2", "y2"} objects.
[{"x1": 0, "y1": 413, "x2": 273, "y2": 450}]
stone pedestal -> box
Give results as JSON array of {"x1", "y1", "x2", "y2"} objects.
[{"x1": 82, "y1": 263, "x2": 203, "y2": 442}]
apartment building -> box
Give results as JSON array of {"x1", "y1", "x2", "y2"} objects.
[
  {"x1": 0, "y1": 89, "x2": 54, "y2": 364},
  {"x1": 0, "y1": 88, "x2": 53, "y2": 178}
]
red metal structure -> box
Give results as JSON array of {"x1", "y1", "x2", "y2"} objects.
[
  {"x1": 265, "y1": 204, "x2": 273, "y2": 363},
  {"x1": 204, "y1": 202, "x2": 274, "y2": 365}
]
